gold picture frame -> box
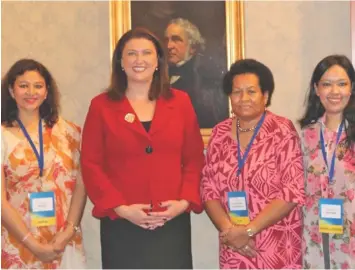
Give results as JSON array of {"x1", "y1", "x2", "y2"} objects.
[{"x1": 109, "y1": 0, "x2": 245, "y2": 146}]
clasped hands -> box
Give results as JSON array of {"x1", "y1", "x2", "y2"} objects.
[
  {"x1": 29, "y1": 227, "x2": 75, "y2": 262},
  {"x1": 220, "y1": 225, "x2": 257, "y2": 258},
  {"x1": 115, "y1": 200, "x2": 189, "y2": 230}
]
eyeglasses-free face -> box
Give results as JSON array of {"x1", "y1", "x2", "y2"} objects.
[
  {"x1": 315, "y1": 64, "x2": 352, "y2": 116},
  {"x1": 10, "y1": 70, "x2": 48, "y2": 115}
]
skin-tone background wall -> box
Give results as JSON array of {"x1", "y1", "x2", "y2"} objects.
[{"x1": 1, "y1": 1, "x2": 351, "y2": 268}]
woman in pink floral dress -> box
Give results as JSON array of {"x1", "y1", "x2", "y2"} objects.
[
  {"x1": 300, "y1": 55, "x2": 355, "y2": 269},
  {"x1": 1, "y1": 59, "x2": 87, "y2": 268},
  {"x1": 201, "y1": 59, "x2": 305, "y2": 269}
]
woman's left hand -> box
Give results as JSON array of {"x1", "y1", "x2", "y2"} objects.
[
  {"x1": 149, "y1": 200, "x2": 189, "y2": 222},
  {"x1": 50, "y1": 228, "x2": 74, "y2": 253}
]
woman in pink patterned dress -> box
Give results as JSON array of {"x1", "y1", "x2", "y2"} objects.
[
  {"x1": 300, "y1": 55, "x2": 355, "y2": 269},
  {"x1": 201, "y1": 59, "x2": 305, "y2": 269},
  {"x1": 1, "y1": 59, "x2": 87, "y2": 268}
]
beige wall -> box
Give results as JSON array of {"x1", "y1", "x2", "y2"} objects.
[
  {"x1": 1, "y1": 1, "x2": 351, "y2": 269},
  {"x1": 244, "y1": 1, "x2": 351, "y2": 127}
]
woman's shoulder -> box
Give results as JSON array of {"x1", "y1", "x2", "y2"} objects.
[
  {"x1": 53, "y1": 117, "x2": 81, "y2": 138},
  {"x1": 90, "y1": 92, "x2": 110, "y2": 105},
  {"x1": 266, "y1": 111, "x2": 303, "y2": 139},
  {"x1": 300, "y1": 121, "x2": 319, "y2": 140},
  {"x1": 267, "y1": 111, "x2": 296, "y2": 130},
  {"x1": 1, "y1": 124, "x2": 18, "y2": 141},
  {"x1": 210, "y1": 118, "x2": 233, "y2": 140},
  {"x1": 1, "y1": 125, "x2": 11, "y2": 144},
  {"x1": 170, "y1": 88, "x2": 189, "y2": 101}
]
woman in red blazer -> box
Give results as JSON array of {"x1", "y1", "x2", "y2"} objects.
[{"x1": 81, "y1": 27, "x2": 204, "y2": 269}]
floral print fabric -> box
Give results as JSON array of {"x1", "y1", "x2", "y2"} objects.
[
  {"x1": 301, "y1": 117, "x2": 355, "y2": 269},
  {"x1": 1, "y1": 118, "x2": 85, "y2": 269}
]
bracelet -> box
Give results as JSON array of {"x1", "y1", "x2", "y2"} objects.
[
  {"x1": 21, "y1": 232, "x2": 31, "y2": 243},
  {"x1": 65, "y1": 221, "x2": 79, "y2": 233}
]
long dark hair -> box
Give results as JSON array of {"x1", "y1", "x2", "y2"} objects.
[
  {"x1": 299, "y1": 55, "x2": 355, "y2": 148},
  {"x1": 107, "y1": 27, "x2": 171, "y2": 100},
  {"x1": 1, "y1": 59, "x2": 60, "y2": 128}
]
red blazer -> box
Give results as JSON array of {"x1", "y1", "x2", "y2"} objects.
[{"x1": 81, "y1": 89, "x2": 204, "y2": 219}]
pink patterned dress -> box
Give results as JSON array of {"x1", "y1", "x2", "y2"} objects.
[
  {"x1": 301, "y1": 117, "x2": 355, "y2": 269},
  {"x1": 201, "y1": 111, "x2": 305, "y2": 269}
]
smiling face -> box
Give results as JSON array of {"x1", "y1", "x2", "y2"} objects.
[
  {"x1": 230, "y1": 73, "x2": 268, "y2": 121},
  {"x1": 121, "y1": 38, "x2": 158, "y2": 84},
  {"x1": 315, "y1": 64, "x2": 352, "y2": 116},
  {"x1": 10, "y1": 70, "x2": 47, "y2": 115}
]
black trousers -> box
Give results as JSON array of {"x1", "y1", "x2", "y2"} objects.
[{"x1": 100, "y1": 213, "x2": 193, "y2": 269}]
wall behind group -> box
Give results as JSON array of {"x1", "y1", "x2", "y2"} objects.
[
  {"x1": 1, "y1": 2, "x2": 110, "y2": 268},
  {"x1": 1, "y1": 1, "x2": 351, "y2": 268}
]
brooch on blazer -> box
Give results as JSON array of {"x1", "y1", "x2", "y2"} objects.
[{"x1": 124, "y1": 113, "x2": 135, "y2": 123}]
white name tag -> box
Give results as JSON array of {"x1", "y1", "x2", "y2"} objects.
[
  {"x1": 32, "y1": 197, "x2": 54, "y2": 212},
  {"x1": 229, "y1": 197, "x2": 247, "y2": 211},
  {"x1": 321, "y1": 204, "x2": 341, "y2": 219}
]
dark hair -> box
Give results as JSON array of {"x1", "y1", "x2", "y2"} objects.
[
  {"x1": 1, "y1": 59, "x2": 60, "y2": 128},
  {"x1": 222, "y1": 59, "x2": 275, "y2": 106},
  {"x1": 107, "y1": 27, "x2": 171, "y2": 100},
  {"x1": 299, "y1": 54, "x2": 355, "y2": 147}
]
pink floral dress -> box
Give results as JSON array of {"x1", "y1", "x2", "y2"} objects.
[
  {"x1": 301, "y1": 117, "x2": 355, "y2": 269},
  {"x1": 201, "y1": 111, "x2": 305, "y2": 269}
]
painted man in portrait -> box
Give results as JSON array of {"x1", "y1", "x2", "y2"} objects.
[{"x1": 165, "y1": 18, "x2": 229, "y2": 128}]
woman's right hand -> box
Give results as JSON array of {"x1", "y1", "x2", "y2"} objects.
[{"x1": 115, "y1": 204, "x2": 166, "y2": 229}]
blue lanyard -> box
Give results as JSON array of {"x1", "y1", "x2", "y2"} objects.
[
  {"x1": 16, "y1": 118, "x2": 44, "y2": 177},
  {"x1": 237, "y1": 112, "x2": 266, "y2": 177},
  {"x1": 319, "y1": 121, "x2": 344, "y2": 184}
]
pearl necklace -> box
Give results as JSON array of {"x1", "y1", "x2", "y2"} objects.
[{"x1": 237, "y1": 118, "x2": 257, "y2": 132}]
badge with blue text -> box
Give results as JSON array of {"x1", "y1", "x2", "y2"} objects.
[
  {"x1": 227, "y1": 191, "x2": 250, "y2": 225},
  {"x1": 319, "y1": 198, "x2": 343, "y2": 234},
  {"x1": 29, "y1": 191, "x2": 56, "y2": 227}
]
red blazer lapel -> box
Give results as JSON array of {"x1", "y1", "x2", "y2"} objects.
[
  {"x1": 110, "y1": 97, "x2": 147, "y2": 137},
  {"x1": 150, "y1": 96, "x2": 175, "y2": 135}
]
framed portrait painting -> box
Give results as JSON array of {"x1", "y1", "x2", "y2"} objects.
[{"x1": 110, "y1": 0, "x2": 245, "y2": 146}]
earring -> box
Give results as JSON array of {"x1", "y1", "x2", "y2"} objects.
[
  {"x1": 122, "y1": 67, "x2": 125, "y2": 71},
  {"x1": 230, "y1": 110, "x2": 235, "y2": 118},
  {"x1": 155, "y1": 67, "x2": 158, "y2": 71}
]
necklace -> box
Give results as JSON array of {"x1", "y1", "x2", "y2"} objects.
[{"x1": 237, "y1": 118, "x2": 257, "y2": 132}]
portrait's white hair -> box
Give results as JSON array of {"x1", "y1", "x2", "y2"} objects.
[{"x1": 168, "y1": 18, "x2": 206, "y2": 51}]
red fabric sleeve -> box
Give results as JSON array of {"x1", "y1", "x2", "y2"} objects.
[
  {"x1": 81, "y1": 98, "x2": 126, "y2": 217},
  {"x1": 179, "y1": 95, "x2": 205, "y2": 213}
]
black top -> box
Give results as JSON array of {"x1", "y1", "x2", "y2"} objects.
[{"x1": 141, "y1": 121, "x2": 152, "y2": 132}]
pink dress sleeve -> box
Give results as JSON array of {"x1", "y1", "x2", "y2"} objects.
[
  {"x1": 276, "y1": 121, "x2": 305, "y2": 205},
  {"x1": 201, "y1": 128, "x2": 221, "y2": 202}
]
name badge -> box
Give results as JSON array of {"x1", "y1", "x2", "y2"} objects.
[
  {"x1": 29, "y1": 191, "x2": 56, "y2": 227},
  {"x1": 319, "y1": 198, "x2": 343, "y2": 234},
  {"x1": 227, "y1": 191, "x2": 250, "y2": 225}
]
